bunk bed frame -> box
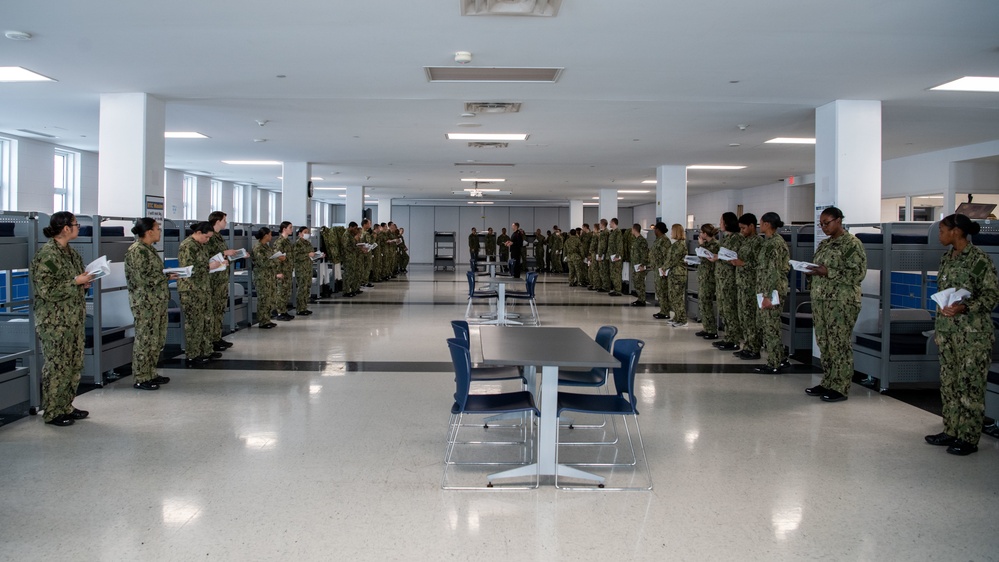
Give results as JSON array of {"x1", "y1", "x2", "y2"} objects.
[
  {"x1": 780, "y1": 224, "x2": 815, "y2": 356},
  {"x1": 0, "y1": 211, "x2": 42, "y2": 421}
]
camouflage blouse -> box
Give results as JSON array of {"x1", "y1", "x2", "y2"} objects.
[
  {"x1": 631, "y1": 234, "x2": 650, "y2": 267},
  {"x1": 29, "y1": 239, "x2": 86, "y2": 328},
  {"x1": 294, "y1": 237, "x2": 314, "y2": 270},
  {"x1": 935, "y1": 242, "x2": 999, "y2": 335},
  {"x1": 274, "y1": 235, "x2": 295, "y2": 275},
  {"x1": 811, "y1": 231, "x2": 866, "y2": 302},
  {"x1": 736, "y1": 233, "x2": 761, "y2": 286},
  {"x1": 716, "y1": 232, "x2": 742, "y2": 285},
  {"x1": 649, "y1": 235, "x2": 671, "y2": 275},
  {"x1": 755, "y1": 233, "x2": 790, "y2": 298},
  {"x1": 698, "y1": 238, "x2": 720, "y2": 286},
  {"x1": 176, "y1": 236, "x2": 209, "y2": 293},
  {"x1": 124, "y1": 240, "x2": 169, "y2": 307}
]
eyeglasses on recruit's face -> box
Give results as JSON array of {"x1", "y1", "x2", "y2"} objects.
[{"x1": 819, "y1": 217, "x2": 840, "y2": 228}]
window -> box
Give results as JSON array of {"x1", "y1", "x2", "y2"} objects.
[
  {"x1": 313, "y1": 200, "x2": 323, "y2": 227},
  {"x1": 183, "y1": 175, "x2": 197, "y2": 220},
  {"x1": 0, "y1": 137, "x2": 11, "y2": 211},
  {"x1": 53, "y1": 149, "x2": 80, "y2": 213},
  {"x1": 210, "y1": 180, "x2": 222, "y2": 212},
  {"x1": 268, "y1": 191, "x2": 277, "y2": 224},
  {"x1": 233, "y1": 184, "x2": 245, "y2": 223}
]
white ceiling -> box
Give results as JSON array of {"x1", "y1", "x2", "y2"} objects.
[{"x1": 1, "y1": 0, "x2": 998, "y2": 206}]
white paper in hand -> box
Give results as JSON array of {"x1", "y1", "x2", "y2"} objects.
[
  {"x1": 269, "y1": 251, "x2": 286, "y2": 260},
  {"x1": 684, "y1": 255, "x2": 701, "y2": 266},
  {"x1": 695, "y1": 247, "x2": 716, "y2": 259},
  {"x1": 227, "y1": 248, "x2": 248, "y2": 261},
  {"x1": 718, "y1": 248, "x2": 738, "y2": 261},
  {"x1": 209, "y1": 252, "x2": 227, "y2": 273},
  {"x1": 163, "y1": 266, "x2": 193, "y2": 278},
  {"x1": 931, "y1": 288, "x2": 971, "y2": 308},
  {"x1": 789, "y1": 260, "x2": 819, "y2": 272},
  {"x1": 86, "y1": 255, "x2": 111, "y2": 280}
]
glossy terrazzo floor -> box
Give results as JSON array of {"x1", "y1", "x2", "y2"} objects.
[{"x1": 1, "y1": 266, "x2": 997, "y2": 561}]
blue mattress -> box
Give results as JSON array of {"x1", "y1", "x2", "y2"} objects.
[
  {"x1": 0, "y1": 223, "x2": 15, "y2": 237},
  {"x1": 78, "y1": 226, "x2": 126, "y2": 237},
  {"x1": 856, "y1": 233, "x2": 929, "y2": 245},
  {"x1": 855, "y1": 333, "x2": 929, "y2": 355}
]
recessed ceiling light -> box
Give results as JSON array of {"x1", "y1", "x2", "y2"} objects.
[
  {"x1": 687, "y1": 165, "x2": 747, "y2": 170},
  {"x1": 617, "y1": 190, "x2": 650, "y2": 194},
  {"x1": 0, "y1": 66, "x2": 54, "y2": 82},
  {"x1": 641, "y1": 180, "x2": 657, "y2": 184},
  {"x1": 165, "y1": 132, "x2": 209, "y2": 139},
  {"x1": 446, "y1": 133, "x2": 529, "y2": 141},
  {"x1": 461, "y1": 178, "x2": 505, "y2": 182},
  {"x1": 4, "y1": 31, "x2": 32, "y2": 41},
  {"x1": 314, "y1": 187, "x2": 347, "y2": 191},
  {"x1": 276, "y1": 176, "x2": 324, "y2": 181},
  {"x1": 930, "y1": 76, "x2": 999, "y2": 92},
  {"x1": 465, "y1": 188, "x2": 500, "y2": 192},
  {"x1": 765, "y1": 137, "x2": 816, "y2": 144},
  {"x1": 221, "y1": 160, "x2": 282, "y2": 165}
]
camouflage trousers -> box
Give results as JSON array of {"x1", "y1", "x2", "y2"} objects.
[
  {"x1": 599, "y1": 259, "x2": 611, "y2": 290},
  {"x1": 698, "y1": 281, "x2": 718, "y2": 333},
  {"x1": 589, "y1": 260, "x2": 599, "y2": 288},
  {"x1": 38, "y1": 324, "x2": 84, "y2": 422},
  {"x1": 277, "y1": 275, "x2": 292, "y2": 310},
  {"x1": 131, "y1": 302, "x2": 167, "y2": 383},
  {"x1": 632, "y1": 267, "x2": 647, "y2": 303},
  {"x1": 535, "y1": 248, "x2": 545, "y2": 271},
  {"x1": 551, "y1": 251, "x2": 563, "y2": 274},
  {"x1": 654, "y1": 274, "x2": 669, "y2": 315},
  {"x1": 717, "y1": 279, "x2": 741, "y2": 344},
  {"x1": 938, "y1": 330, "x2": 994, "y2": 445},
  {"x1": 610, "y1": 260, "x2": 623, "y2": 293},
  {"x1": 814, "y1": 299, "x2": 860, "y2": 394},
  {"x1": 667, "y1": 271, "x2": 687, "y2": 322},
  {"x1": 180, "y1": 290, "x2": 213, "y2": 359},
  {"x1": 759, "y1": 305, "x2": 786, "y2": 367},
  {"x1": 567, "y1": 259, "x2": 581, "y2": 285},
  {"x1": 210, "y1": 277, "x2": 228, "y2": 342},
  {"x1": 737, "y1": 280, "x2": 761, "y2": 352},
  {"x1": 295, "y1": 267, "x2": 312, "y2": 311},
  {"x1": 254, "y1": 274, "x2": 279, "y2": 321}
]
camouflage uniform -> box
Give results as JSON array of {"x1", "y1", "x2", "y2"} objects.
[
  {"x1": 468, "y1": 232, "x2": 480, "y2": 266},
  {"x1": 322, "y1": 226, "x2": 345, "y2": 292},
  {"x1": 588, "y1": 229, "x2": 601, "y2": 288},
  {"x1": 293, "y1": 236, "x2": 314, "y2": 312},
  {"x1": 29, "y1": 239, "x2": 86, "y2": 422},
  {"x1": 664, "y1": 238, "x2": 688, "y2": 323},
  {"x1": 934, "y1": 242, "x2": 998, "y2": 445},
  {"x1": 597, "y1": 227, "x2": 611, "y2": 290},
  {"x1": 549, "y1": 233, "x2": 564, "y2": 274},
  {"x1": 716, "y1": 232, "x2": 743, "y2": 345},
  {"x1": 736, "y1": 233, "x2": 762, "y2": 352},
  {"x1": 533, "y1": 234, "x2": 545, "y2": 271},
  {"x1": 649, "y1": 235, "x2": 671, "y2": 316},
  {"x1": 608, "y1": 227, "x2": 624, "y2": 293},
  {"x1": 756, "y1": 233, "x2": 790, "y2": 368},
  {"x1": 178, "y1": 235, "x2": 213, "y2": 359},
  {"x1": 344, "y1": 234, "x2": 365, "y2": 293},
  {"x1": 124, "y1": 240, "x2": 169, "y2": 384},
  {"x1": 630, "y1": 234, "x2": 650, "y2": 304},
  {"x1": 206, "y1": 231, "x2": 230, "y2": 342},
  {"x1": 811, "y1": 231, "x2": 867, "y2": 395},
  {"x1": 398, "y1": 235, "x2": 409, "y2": 271},
  {"x1": 251, "y1": 239, "x2": 279, "y2": 321},
  {"x1": 361, "y1": 229, "x2": 375, "y2": 282},
  {"x1": 565, "y1": 235, "x2": 582, "y2": 285},
  {"x1": 274, "y1": 234, "x2": 295, "y2": 309},
  {"x1": 698, "y1": 238, "x2": 720, "y2": 333},
  {"x1": 484, "y1": 232, "x2": 496, "y2": 259}
]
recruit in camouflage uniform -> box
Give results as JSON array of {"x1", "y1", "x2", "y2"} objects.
[
  {"x1": 621, "y1": 228, "x2": 634, "y2": 283},
  {"x1": 756, "y1": 230, "x2": 790, "y2": 368},
  {"x1": 934, "y1": 240, "x2": 999, "y2": 447},
  {"x1": 809, "y1": 229, "x2": 866, "y2": 395},
  {"x1": 589, "y1": 224, "x2": 601, "y2": 289},
  {"x1": 608, "y1": 222, "x2": 624, "y2": 295},
  {"x1": 468, "y1": 229, "x2": 480, "y2": 268},
  {"x1": 549, "y1": 231, "x2": 564, "y2": 274},
  {"x1": 578, "y1": 227, "x2": 591, "y2": 286},
  {"x1": 30, "y1": 238, "x2": 87, "y2": 423},
  {"x1": 533, "y1": 231, "x2": 545, "y2": 272},
  {"x1": 397, "y1": 229, "x2": 410, "y2": 272},
  {"x1": 205, "y1": 230, "x2": 230, "y2": 346},
  {"x1": 274, "y1": 229, "x2": 295, "y2": 311},
  {"x1": 715, "y1": 231, "x2": 743, "y2": 348},
  {"x1": 663, "y1": 231, "x2": 688, "y2": 324},
  {"x1": 630, "y1": 227, "x2": 650, "y2": 305},
  {"x1": 565, "y1": 232, "x2": 582, "y2": 285},
  {"x1": 125, "y1": 237, "x2": 170, "y2": 385},
  {"x1": 321, "y1": 226, "x2": 345, "y2": 293},
  {"x1": 736, "y1": 230, "x2": 763, "y2": 354},
  {"x1": 497, "y1": 230, "x2": 510, "y2": 266},
  {"x1": 597, "y1": 223, "x2": 611, "y2": 291},
  {"x1": 345, "y1": 228, "x2": 368, "y2": 295},
  {"x1": 251, "y1": 235, "x2": 279, "y2": 323},
  {"x1": 697, "y1": 235, "x2": 721, "y2": 335},
  {"x1": 293, "y1": 233, "x2": 315, "y2": 314},
  {"x1": 650, "y1": 232, "x2": 671, "y2": 317},
  {"x1": 484, "y1": 229, "x2": 496, "y2": 260},
  {"x1": 361, "y1": 226, "x2": 375, "y2": 283},
  {"x1": 178, "y1": 232, "x2": 214, "y2": 360}
]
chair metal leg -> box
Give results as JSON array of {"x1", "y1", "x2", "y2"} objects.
[
  {"x1": 443, "y1": 411, "x2": 540, "y2": 490},
  {"x1": 554, "y1": 414, "x2": 653, "y2": 491}
]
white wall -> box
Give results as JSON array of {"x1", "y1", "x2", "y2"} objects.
[
  {"x1": 79, "y1": 151, "x2": 99, "y2": 215},
  {"x1": 882, "y1": 140, "x2": 999, "y2": 198},
  {"x1": 164, "y1": 169, "x2": 184, "y2": 220}
]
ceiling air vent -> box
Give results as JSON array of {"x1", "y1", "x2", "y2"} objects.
[
  {"x1": 465, "y1": 102, "x2": 522, "y2": 114},
  {"x1": 16, "y1": 128, "x2": 58, "y2": 138},
  {"x1": 460, "y1": 0, "x2": 562, "y2": 17},
  {"x1": 425, "y1": 66, "x2": 562, "y2": 83},
  {"x1": 468, "y1": 142, "x2": 509, "y2": 149}
]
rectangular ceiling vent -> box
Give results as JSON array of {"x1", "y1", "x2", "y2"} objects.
[
  {"x1": 464, "y1": 102, "x2": 522, "y2": 114},
  {"x1": 454, "y1": 162, "x2": 515, "y2": 166},
  {"x1": 460, "y1": 0, "x2": 562, "y2": 17},
  {"x1": 16, "y1": 128, "x2": 58, "y2": 138},
  {"x1": 425, "y1": 66, "x2": 562, "y2": 83},
  {"x1": 468, "y1": 142, "x2": 509, "y2": 149}
]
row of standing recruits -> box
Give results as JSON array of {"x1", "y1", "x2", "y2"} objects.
[
  {"x1": 469, "y1": 226, "x2": 569, "y2": 275},
  {"x1": 318, "y1": 219, "x2": 407, "y2": 297}
]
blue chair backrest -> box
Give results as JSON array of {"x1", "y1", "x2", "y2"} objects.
[
  {"x1": 447, "y1": 337, "x2": 472, "y2": 410},
  {"x1": 466, "y1": 270, "x2": 477, "y2": 297},
  {"x1": 525, "y1": 271, "x2": 538, "y2": 297},
  {"x1": 610, "y1": 339, "x2": 645, "y2": 411},
  {"x1": 595, "y1": 325, "x2": 617, "y2": 352},
  {"x1": 451, "y1": 320, "x2": 470, "y2": 341}
]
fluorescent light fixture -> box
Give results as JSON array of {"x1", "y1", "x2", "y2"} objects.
[
  {"x1": 460, "y1": 178, "x2": 506, "y2": 182},
  {"x1": 165, "y1": 132, "x2": 209, "y2": 139},
  {"x1": 276, "y1": 176, "x2": 325, "y2": 181},
  {"x1": 641, "y1": 180, "x2": 657, "y2": 184},
  {"x1": 467, "y1": 201, "x2": 494, "y2": 205},
  {"x1": 916, "y1": 195, "x2": 944, "y2": 199},
  {"x1": 617, "y1": 190, "x2": 650, "y2": 194},
  {"x1": 686, "y1": 165, "x2": 747, "y2": 170},
  {"x1": 931, "y1": 76, "x2": 999, "y2": 93},
  {"x1": 765, "y1": 137, "x2": 816, "y2": 144},
  {"x1": 465, "y1": 188, "x2": 500, "y2": 192},
  {"x1": 591, "y1": 196, "x2": 623, "y2": 200},
  {"x1": 222, "y1": 160, "x2": 282, "y2": 165},
  {"x1": 0, "y1": 66, "x2": 54, "y2": 82},
  {"x1": 445, "y1": 133, "x2": 529, "y2": 141},
  {"x1": 314, "y1": 187, "x2": 347, "y2": 191}
]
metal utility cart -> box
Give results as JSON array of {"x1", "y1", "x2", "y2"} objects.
[{"x1": 434, "y1": 231, "x2": 456, "y2": 271}]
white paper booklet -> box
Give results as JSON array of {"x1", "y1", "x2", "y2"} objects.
[
  {"x1": 930, "y1": 288, "x2": 971, "y2": 308},
  {"x1": 789, "y1": 260, "x2": 819, "y2": 272},
  {"x1": 756, "y1": 290, "x2": 780, "y2": 309},
  {"x1": 85, "y1": 255, "x2": 111, "y2": 280},
  {"x1": 718, "y1": 248, "x2": 738, "y2": 261},
  {"x1": 163, "y1": 266, "x2": 193, "y2": 278},
  {"x1": 684, "y1": 255, "x2": 702, "y2": 266},
  {"x1": 659, "y1": 267, "x2": 670, "y2": 278},
  {"x1": 610, "y1": 254, "x2": 619, "y2": 262},
  {"x1": 209, "y1": 252, "x2": 228, "y2": 273},
  {"x1": 269, "y1": 251, "x2": 286, "y2": 260},
  {"x1": 227, "y1": 248, "x2": 248, "y2": 261},
  {"x1": 695, "y1": 247, "x2": 716, "y2": 259},
  {"x1": 312, "y1": 251, "x2": 325, "y2": 261},
  {"x1": 633, "y1": 263, "x2": 644, "y2": 272}
]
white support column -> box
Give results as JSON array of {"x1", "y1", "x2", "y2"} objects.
[
  {"x1": 656, "y1": 165, "x2": 687, "y2": 227},
  {"x1": 345, "y1": 186, "x2": 365, "y2": 224},
  {"x1": 814, "y1": 100, "x2": 881, "y2": 226},
  {"x1": 598, "y1": 189, "x2": 618, "y2": 224},
  {"x1": 944, "y1": 162, "x2": 959, "y2": 218},
  {"x1": 281, "y1": 162, "x2": 310, "y2": 227},
  {"x1": 569, "y1": 200, "x2": 584, "y2": 229},
  {"x1": 378, "y1": 199, "x2": 392, "y2": 224},
  {"x1": 97, "y1": 93, "x2": 165, "y2": 217}
]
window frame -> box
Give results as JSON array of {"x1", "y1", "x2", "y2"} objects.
[{"x1": 183, "y1": 174, "x2": 198, "y2": 220}]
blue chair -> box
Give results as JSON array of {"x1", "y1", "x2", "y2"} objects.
[
  {"x1": 465, "y1": 270, "x2": 497, "y2": 320},
  {"x1": 443, "y1": 338, "x2": 540, "y2": 490},
  {"x1": 558, "y1": 325, "x2": 617, "y2": 434},
  {"x1": 505, "y1": 271, "x2": 539, "y2": 325},
  {"x1": 555, "y1": 339, "x2": 652, "y2": 490},
  {"x1": 450, "y1": 320, "x2": 525, "y2": 385}
]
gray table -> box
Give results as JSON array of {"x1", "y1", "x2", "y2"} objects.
[{"x1": 474, "y1": 325, "x2": 620, "y2": 484}]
